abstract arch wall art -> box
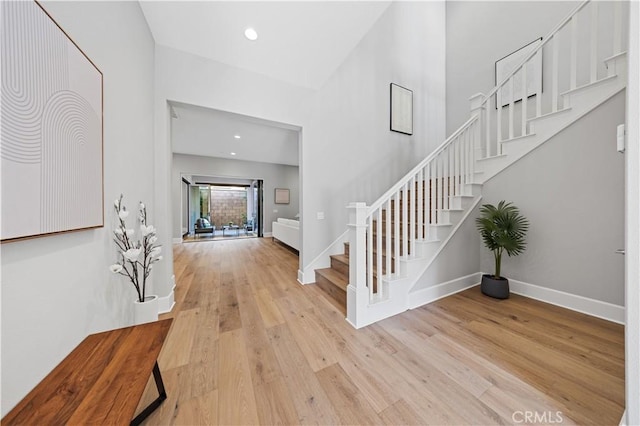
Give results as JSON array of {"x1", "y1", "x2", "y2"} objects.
[{"x1": 1, "y1": 0, "x2": 103, "y2": 242}]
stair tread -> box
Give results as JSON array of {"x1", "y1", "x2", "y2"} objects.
[{"x1": 315, "y1": 267, "x2": 348, "y2": 289}]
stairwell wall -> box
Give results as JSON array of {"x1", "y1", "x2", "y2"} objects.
[
  {"x1": 301, "y1": 1, "x2": 446, "y2": 271},
  {"x1": 481, "y1": 92, "x2": 625, "y2": 307}
]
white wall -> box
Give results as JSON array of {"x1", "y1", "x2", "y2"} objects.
[
  {"x1": 172, "y1": 154, "x2": 299, "y2": 238},
  {"x1": 155, "y1": 1, "x2": 446, "y2": 274},
  {"x1": 446, "y1": 1, "x2": 579, "y2": 135},
  {"x1": 0, "y1": 1, "x2": 155, "y2": 415},
  {"x1": 481, "y1": 92, "x2": 625, "y2": 306}
]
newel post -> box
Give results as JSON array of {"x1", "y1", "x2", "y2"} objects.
[
  {"x1": 346, "y1": 202, "x2": 369, "y2": 328},
  {"x1": 469, "y1": 92, "x2": 485, "y2": 117}
]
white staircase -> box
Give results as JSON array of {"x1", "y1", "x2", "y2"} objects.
[{"x1": 346, "y1": 0, "x2": 628, "y2": 328}]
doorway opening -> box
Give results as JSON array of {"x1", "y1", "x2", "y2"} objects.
[{"x1": 182, "y1": 178, "x2": 264, "y2": 242}]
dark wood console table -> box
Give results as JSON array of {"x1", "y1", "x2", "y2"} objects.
[{"x1": 2, "y1": 318, "x2": 173, "y2": 426}]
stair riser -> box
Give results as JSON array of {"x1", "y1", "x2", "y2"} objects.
[
  {"x1": 449, "y1": 196, "x2": 475, "y2": 210},
  {"x1": 429, "y1": 225, "x2": 452, "y2": 241},
  {"x1": 330, "y1": 257, "x2": 349, "y2": 276},
  {"x1": 438, "y1": 210, "x2": 464, "y2": 224},
  {"x1": 315, "y1": 273, "x2": 346, "y2": 307},
  {"x1": 415, "y1": 240, "x2": 440, "y2": 258}
]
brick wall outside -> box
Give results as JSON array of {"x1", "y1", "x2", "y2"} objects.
[{"x1": 210, "y1": 188, "x2": 247, "y2": 227}]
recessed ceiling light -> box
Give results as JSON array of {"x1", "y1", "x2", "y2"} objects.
[
  {"x1": 230, "y1": 152, "x2": 237, "y2": 156},
  {"x1": 234, "y1": 135, "x2": 241, "y2": 139},
  {"x1": 244, "y1": 28, "x2": 258, "y2": 41}
]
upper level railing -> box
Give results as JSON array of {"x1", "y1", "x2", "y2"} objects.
[{"x1": 481, "y1": 0, "x2": 627, "y2": 157}]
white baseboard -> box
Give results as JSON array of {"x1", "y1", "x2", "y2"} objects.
[
  {"x1": 508, "y1": 278, "x2": 625, "y2": 324},
  {"x1": 299, "y1": 230, "x2": 349, "y2": 284},
  {"x1": 408, "y1": 272, "x2": 482, "y2": 309},
  {"x1": 158, "y1": 275, "x2": 176, "y2": 314},
  {"x1": 172, "y1": 238, "x2": 183, "y2": 244},
  {"x1": 263, "y1": 232, "x2": 273, "y2": 238}
]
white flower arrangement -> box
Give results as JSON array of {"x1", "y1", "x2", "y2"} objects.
[{"x1": 110, "y1": 194, "x2": 162, "y2": 302}]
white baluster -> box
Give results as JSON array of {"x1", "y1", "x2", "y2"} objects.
[
  {"x1": 434, "y1": 153, "x2": 444, "y2": 223},
  {"x1": 485, "y1": 100, "x2": 491, "y2": 157},
  {"x1": 471, "y1": 120, "x2": 477, "y2": 180},
  {"x1": 402, "y1": 183, "x2": 408, "y2": 258},
  {"x1": 464, "y1": 129, "x2": 470, "y2": 185},
  {"x1": 460, "y1": 131, "x2": 466, "y2": 186},
  {"x1": 410, "y1": 176, "x2": 416, "y2": 256},
  {"x1": 497, "y1": 88, "x2": 502, "y2": 144},
  {"x1": 448, "y1": 146, "x2": 453, "y2": 205},
  {"x1": 376, "y1": 208, "x2": 382, "y2": 289},
  {"x1": 417, "y1": 168, "x2": 424, "y2": 240},
  {"x1": 367, "y1": 216, "x2": 373, "y2": 301},
  {"x1": 570, "y1": 14, "x2": 578, "y2": 90},
  {"x1": 386, "y1": 199, "x2": 391, "y2": 278},
  {"x1": 590, "y1": 1, "x2": 598, "y2": 83},
  {"x1": 429, "y1": 161, "x2": 435, "y2": 229},
  {"x1": 536, "y1": 50, "x2": 542, "y2": 117},
  {"x1": 508, "y1": 77, "x2": 515, "y2": 140},
  {"x1": 454, "y1": 135, "x2": 461, "y2": 197},
  {"x1": 521, "y1": 63, "x2": 528, "y2": 136},
  {"x1": 613, "y1": 1, "x2": 622, "y2": 54},
  {"x1": 394, "y1": 189, "x2": 400, "y2": 274},
  {"x1": 552, "y1": 33, "x2": 559, "y2": 112},
  {"x1": 443, "y1": 148, "x2": 449, "y2": 210}
]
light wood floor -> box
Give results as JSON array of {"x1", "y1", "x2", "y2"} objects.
[{"x1": 137, "y1": 237, "x2": 625, "y2": 425}]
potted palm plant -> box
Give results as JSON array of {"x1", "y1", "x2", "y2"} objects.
[{"x1": 475, "y1": 201, "x2": 529, "y2": 299}]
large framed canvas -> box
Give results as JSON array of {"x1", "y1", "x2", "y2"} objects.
[
  {"x1": 1, "y1": 1, "x2": 103, "y2": 242},
  {"x1": 495, "y1": 38, "x2": 543, "y2": 108},
  {"x1": 390, "y1": 83, "x2": 413, "y2": 135}
]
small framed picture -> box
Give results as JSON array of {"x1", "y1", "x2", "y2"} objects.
[
  {"x1": 390, "y1": 83, "x2": 413, "y2": 135},
  {"x1": 275, "y1": 188, "x2": 290, "y2": 204}
]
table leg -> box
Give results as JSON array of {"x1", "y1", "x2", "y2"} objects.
[{"x1": 130, "y1": 362, "x2": 167, "y2": 426}]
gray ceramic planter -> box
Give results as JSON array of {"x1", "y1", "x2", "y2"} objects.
[{"x1": 481, "y1": 274, "x2": 510, "y2": 299}]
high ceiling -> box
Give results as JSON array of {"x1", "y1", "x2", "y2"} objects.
[
  {"x1": 139, "y1": 1, "x2": 392, "y2": 89},
  {"x1": 170, "y1": 102, "x2": 300, "y2": 166},
  {"x1": 143, "y1": 1, "x2": 392, "y2": 166}
]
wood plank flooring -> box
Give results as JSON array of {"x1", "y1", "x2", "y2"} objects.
[{"x1": 137, "y1": 238, "x2": 625, "y2": 425}]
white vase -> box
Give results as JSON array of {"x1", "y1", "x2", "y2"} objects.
[{"x1": 133, "y1": 295, "x2": 159, "y2": 325}]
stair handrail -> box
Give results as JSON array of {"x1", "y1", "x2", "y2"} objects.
[
  {"x1": 483, "y1": 0, "x2": 590, "y2": 106},
  {"x1": 367, "y1": 114, "x2": 479, "y2": 214}
]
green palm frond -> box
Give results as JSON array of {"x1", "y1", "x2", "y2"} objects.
[{"x1": 475, "y1": 201, "x2": 529, "y2": 277}]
